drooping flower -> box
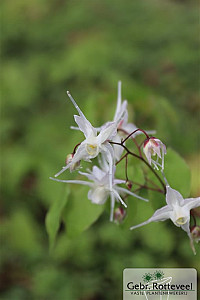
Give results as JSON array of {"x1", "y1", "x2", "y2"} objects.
[
  {"x1": 130, "y1": 185, "x2": 200, "y2": 254},
  {"x1": 54, "y1": 91, "x2": 125, "y2": 189},
  {"x1": 143, "y1": 137, "x2": 166, "y2": 170},
  {"x1": 50, "y1": 163, "x2": 148, "y2": 221}
]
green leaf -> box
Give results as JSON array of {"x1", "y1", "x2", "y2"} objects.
[
  {"x1": 63, "y1": 185, "x2": 104, "y2": 237},
  {"x1": 45, "y1": 186, "x2": 69, "y2": 252},
  {"x1": 164, "y1": 148, "x2": 191, "y2": 197}
]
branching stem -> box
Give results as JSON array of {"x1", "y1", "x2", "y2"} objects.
[{"x1": 110, "y1": 141, "x2": 166, "y2": 193}]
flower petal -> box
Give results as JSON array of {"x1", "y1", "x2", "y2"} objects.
[
  {"x1": 166, "y1": 185, "x2": 185, "y2": 207},
  {"x1": 88, "y1": 187, "x2": 108, "y2": 205},
  {"x1": 74, "y1": 115, "x2": 96, "y2": 138},
  {"x1": 113, "y1": 81, "x2": 122, "y2": 122},
  {"x1": 183, "y1": 197, "x2": 200, "y2": 211},
  {"x1": 54, "y1": 143, "x2": 88, "y2": 177},
  {"x1": 112, "y1": 189, "x2": 127, "y2": 208},
  {"x1": 97, "y1": 121, "x2": 118, "y2": 144},
  {"x1": 180, "y1": 221, "x2": 191, "y2": 237},
  {"x1": 116, "y1": 186, "x2": 149, "y2": 202},
  {"x1": 112, "y1": 134, "x2": 124, "y2": 161},
  {"x1": 49, "y1": 177, "x2": 93, "y2": 187},
  {"x1": 110, "y1": 192, "x2": 115, "y2": 222},
  {"x1": 130, "y1": 205, "x2": 171, "y2": 230}
]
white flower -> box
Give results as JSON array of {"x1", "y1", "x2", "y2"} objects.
[
  {"x1": 54, "y1": 91, "x2": 122, "y2": 189},
  {"x1": 50, "y1": 164, "x2": 148, "y2": 222},
  {"x1": 143, "y1": 137, "x2": 166, "y2": 170},
  {"x1": 130, "y1": 185, "x2": 200, "y2": 254}
]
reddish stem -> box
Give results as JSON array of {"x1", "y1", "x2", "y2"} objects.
[
  {"x1": 118, "y1": 128, "x2": 142, "y2": 157},
  {"x1": 125, "y1": 155, "x2": 128, "y2": 181},
  {"x1": 122, "y1": 128, "x2": 150, "y2": 144},
  {"x1": 109, "y1": 141, "x2": 166, "y2": 193},
  {"x1": 131, "y1": 181, "x2": 164, "y2": 194},
  {"x1": 72, "y1": 142, "x2": 81, "y2": 155}
]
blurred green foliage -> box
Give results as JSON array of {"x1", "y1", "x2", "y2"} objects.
[{"x1": 1, "y1": 0, "x2": 200, "y2": 299}]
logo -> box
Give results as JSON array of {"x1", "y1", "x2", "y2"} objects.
[{"x1": 123, "y1": 268, "x2": 197, "y2": 300}]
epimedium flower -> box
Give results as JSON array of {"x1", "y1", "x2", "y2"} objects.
[
  {"x1": 130, "y1": 185, "x2": 200, "y2": 254},
  {"x1": 50, "y1": 164, "x2": 148, "y2": 222},
  {"x1": 70, "y1": 81, "x2": 155, "y2": 161},
  {"x1": 143, "y1": 137, "x2": 166, "y2": 170},
  {"x1": 54, "y1": 91, "x2": 125, "y2": 189}
]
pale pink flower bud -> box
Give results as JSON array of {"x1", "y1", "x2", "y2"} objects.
[
  {"x1": 65, "y1": 154, "x2": 80, "y2": 172},
  {"x1": 114, "y1": 207, "x2": 127, "y2": 224},
  {"x1": 126, "y1": 180, "x2": 133, "y2": 190},
  {"x1": 143, "y1": 137, "x2": 166, "y2": 170},
  {"x1": 191, "y1": 225, "x2": 200, "y2": 243}
]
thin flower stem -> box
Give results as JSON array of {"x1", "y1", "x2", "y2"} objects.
[
  {"x1": 118, "y1": 128, "x2": 142, "y2": 157},
  {"x1": 191, "y1": 211, "x2": 196, "y2": 226},
  {"x1": 109, "y1": 141, "x2": 166, "y2": 193},
  {"x1": 139, "y1": 138, "x2": 147, "y2": 148},
  {"x1": 116, "y1": 153, "x2": 128, "y2": 165},
  {"x1": 122, "y1": 128, "x2": 150, "y2": 144},
  {"x1": 125, "y1": 154, "x2": 128, "y2": 181},
  {"x1": 145, "y1": 177, "x2": 161, "y2": 190},
  {"x1": 131, "y1": 180, "x2": 164, "y2": 194},
  {"x1": 72, "y1": 142, "x2": 81, "y2": 155}
]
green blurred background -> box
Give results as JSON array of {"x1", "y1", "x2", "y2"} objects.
[{"x1": 1, "y1": 0, "x2": 200, "y2": 299}]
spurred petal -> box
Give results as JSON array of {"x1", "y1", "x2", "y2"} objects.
[
  {"x1": 101, "y1": 143, "x2": 115, "y2": 190},
  {"x1": 67, "y1": 91, "x2": 87, "y2": 120},
  {"x1": 112, "y1": 189, "x2": 127, "y2": 207},
  {"x1": 114, "y1": 179, "x2": 126, "y2": 185},
  {"x1": 49, "y1": 177, "x2": 93, "y2": 187},
  {"x1": 166, "y1": 185, "x2": 185, "y2": 207},
  {"x1": 54, "y1": 143, "x2": 88, "y2": 177},
  {"x1": 54, "y1": 164, "x2": 70, "y2": 177},
  {"x1": 110, "y1": 192, "x2": 115, "y2": 222},
  {"x1": 130, "y1": 205, "x2": 171, "y2": 230},
  {"x1": 115, "y1": 100, "x2": 127, "y2": 123},
  {"x1": 113, "y1": 81, "x2": 122, "y2": 121},
  {"x1": 116, "y1": 186, "x2": 149, "y2": 202}
]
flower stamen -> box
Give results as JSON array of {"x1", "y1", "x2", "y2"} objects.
[
  {"x1": 175, "y1": 217, "x2": 187, "y2": 225},
  {"x1": 86, "y1": 144, "x2": 98, "y2": 156}
]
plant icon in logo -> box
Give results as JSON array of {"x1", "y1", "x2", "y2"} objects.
[
  {"x1": 153, "y1": 270, "x2": 164, "y2": 281},
  {"x1": 141, "y1": 270, "x2": 172, "y2": 300},
  {"x1": 143, "y1": 273, "x2": 153, "y2": 283}
]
